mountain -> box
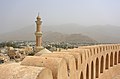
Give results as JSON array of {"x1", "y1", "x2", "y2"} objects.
[
  {"x1": 64, "y1": 34, "x2": 96, "y2": 43},
  {"x1": 43, "y1": 31, "x2": 96, "y2": 43},
  {"x1": 81, "y1": 25, "x2": 120, "y2": 43},
  {"x1": 0, "y1": 24, "x2": 120, "y2": 43},
  {"x1": 0, "y1": 25, "x2": 35, "y2": 41},
  {"x1": 0, "y1": 30, "x2": 96, "y2": 44},
  {"x1": 43, "y1": 24, "x2": 120, "y2": 43}
]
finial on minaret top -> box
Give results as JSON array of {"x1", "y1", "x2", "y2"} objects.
[
  {"x1": 37, "y1": 12, "x2": 41, "y2": 20},
  {"x1": 38, "y1": 12, "x2": 39, "y2": 16}
]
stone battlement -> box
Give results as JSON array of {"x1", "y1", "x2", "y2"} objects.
[{"x1": 0, "y1": 44, "x2": 120, "y2": 79}]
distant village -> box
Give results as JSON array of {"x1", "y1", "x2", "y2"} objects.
[
  {"x1": 0, "y1": 40, "x2": 81, "y2": 64},
  {"x1": 0, "y1": 40, "x2": 73, "y2": 63},
  {"x1": 0, "y1": 40, "x2": 111, "y2": 64}
]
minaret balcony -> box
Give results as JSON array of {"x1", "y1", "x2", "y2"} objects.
[
  {"x1": 35, "y1": 32, "x2": 42, "y2": 36},
  {"x1": 35, "y1": 21, "x2": 42, "y2": 25}
]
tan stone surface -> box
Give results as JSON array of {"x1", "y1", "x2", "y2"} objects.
[
  {"x1": 0, "y1": 63, "x2": 53, "y2": 79},
  {"x1": 21, "y1": 56, "x2": 68, "y2": 79},
  {"x1": 1, "y1": 44, "x2": 120, "y2": 79},
  {"x1": 34, "y1": 48, "x2": 52, "y2": 56},
  {"x1": 41, "y1": 53, "x2": 77, "y2": 79},
  {"x1": 35, "y1": 14, "x2": 42, "y2": 48}
]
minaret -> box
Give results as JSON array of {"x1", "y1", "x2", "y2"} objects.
[{"x1": 35, "y1": 13, "x2": 43, "y2": 52}]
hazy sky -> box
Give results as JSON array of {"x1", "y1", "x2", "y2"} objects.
[{"x1": 0, "y1": 0, "x2": 120, "y2": 33}]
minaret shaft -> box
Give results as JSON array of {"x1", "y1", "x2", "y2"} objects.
[
  {"x1": 36, "y1": 36, "x2": 42, "y2": 46},
  {"x1": 35, "y1": 15, "x2": 42, "y2": 47}
]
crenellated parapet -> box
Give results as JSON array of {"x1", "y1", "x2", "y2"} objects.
[{"x1": 0, "y1": 44, "x2": 120, "y2": 79}]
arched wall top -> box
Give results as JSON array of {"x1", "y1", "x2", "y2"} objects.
[{"x1": 1, "y1": 44, "x2": 120, "y2": 79}]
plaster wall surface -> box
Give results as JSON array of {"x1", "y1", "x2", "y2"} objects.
[{"x1": 1, "y1": 44, "x2": 120, "y2": 79}]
